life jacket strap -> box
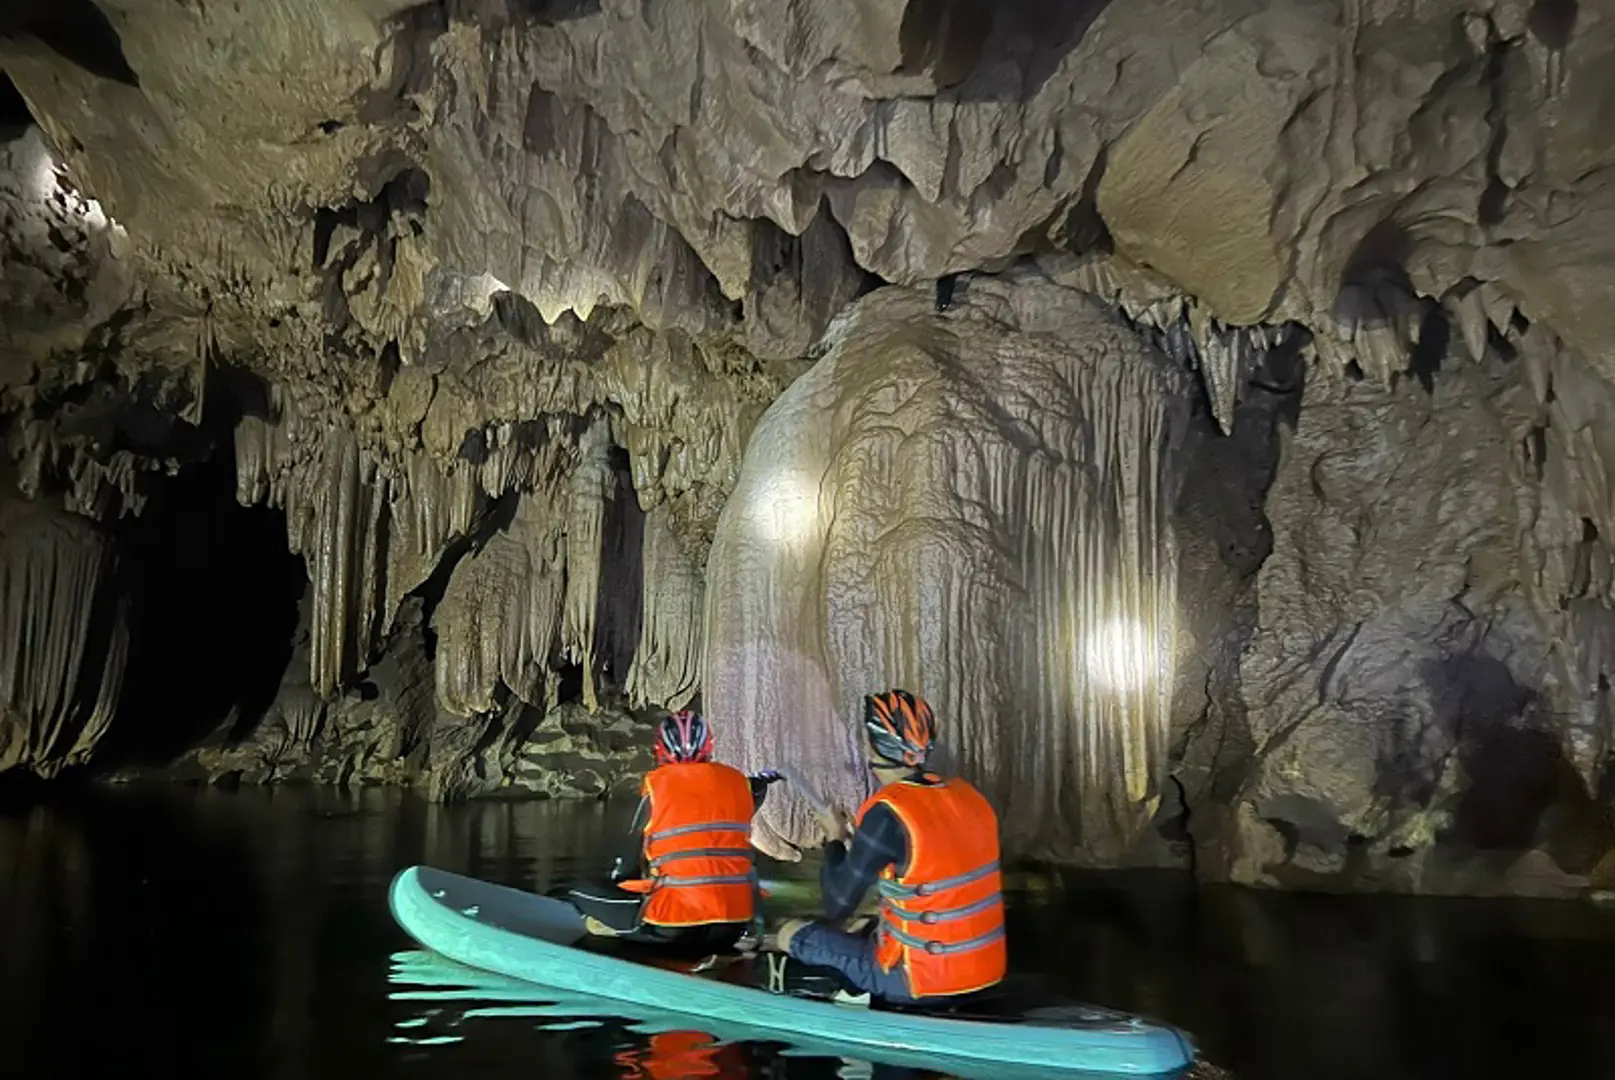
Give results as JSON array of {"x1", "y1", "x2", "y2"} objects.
[
  {"x1": 649, "y1": 846, "x2": 755, "y2": 869},
  {"x1": 646, "y1": 820, "x2": 753, "y2": 842},
  {"x1": 654, "y1": 872, "x2": 758, "y2": 888},
  {"x1": 877, "y1": 859, "x2": 1000, "y2": 900},
  {"x1": 881, "y1": 923, "x2": 1006, "y2": 956},
  {"x1": 883, "y1": 891, "x2": 1002, "y2": 925}
]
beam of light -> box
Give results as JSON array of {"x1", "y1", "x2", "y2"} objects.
[
  {"x1": 1082, "y1": 616, "x2": 1166, "y2": 691},
  {"x1": 747, "y1": 466, "x2": 821, "y2": 547}
]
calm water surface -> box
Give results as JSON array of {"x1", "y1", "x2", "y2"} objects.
[{"x1": 3, "y1": 784, "x2": 1615, "y2": 1079}]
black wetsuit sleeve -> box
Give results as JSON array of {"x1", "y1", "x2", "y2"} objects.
[
  {"x1": 819, "y1": 802, "x2": 906, "y2": 921},
  {"x1": 749, "y1": 775, "x2": 770, "y2": 811}
]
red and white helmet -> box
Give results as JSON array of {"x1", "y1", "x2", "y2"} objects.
[{"x1": 655, "y1": 710, "x2": 713, "y2": 765}]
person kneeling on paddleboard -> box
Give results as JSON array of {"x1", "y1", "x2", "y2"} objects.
[
  {"x1": 772, "y1": 689, "x2": 1007, "y2": 1004},
  {"x1": 566, "y1": 709, "x2": 782, "y2": 953}
]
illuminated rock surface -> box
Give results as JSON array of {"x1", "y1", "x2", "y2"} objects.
[
  {"x1": 704, "y1": 275, "x2": 1191, "y2": 861},
  {"x1": 1, "y1": 0, "x2": 1613, "y2": 894}
]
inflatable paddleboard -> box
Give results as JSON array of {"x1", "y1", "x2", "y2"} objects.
[{"x1": 388, "y1": 866, "x2": 1196, "y2": 1076}]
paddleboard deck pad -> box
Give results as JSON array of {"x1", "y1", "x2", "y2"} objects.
[{"x1": 389, "y1": 865, "x2": 1195, "y2": 1076}]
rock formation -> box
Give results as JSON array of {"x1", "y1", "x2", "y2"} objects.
[
  {"x1": 704, "y1": 275, "x2": 1192, "y2": 863},
  {"x1": 0, "y1": 0, "x2": 1612, "y2": 896}
]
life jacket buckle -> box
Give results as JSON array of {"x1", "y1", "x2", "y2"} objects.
[
  {"x1": 919, "y1": 911, "x2": 939, "y2": 925},
  {"x1": 923, "y1": 939, "x2": 943, "y2": 955}
]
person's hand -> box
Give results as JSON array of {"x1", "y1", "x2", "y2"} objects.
[{"x1": 814, "y1": 806, "x2": 851, "y2": 843}]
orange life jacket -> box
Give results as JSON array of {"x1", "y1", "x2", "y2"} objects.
[
  {"x1": 612, "y1": 1030, "x2": 747, "y2": 1079},
  {"x1": 619, "y1": 761, "x2": 757, "y2": 927},
  {"x1": 855, "y1": 774, "x2": 1007, "y2": 998}
]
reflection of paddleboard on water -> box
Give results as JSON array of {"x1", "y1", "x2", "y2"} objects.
[{"x1": 388, "y1": 865, "x2": 1197, "y2": 1076}]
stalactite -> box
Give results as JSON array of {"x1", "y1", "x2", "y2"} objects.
[
  {"x1": 433, "y1": 491, "x2": 566, "y2": 717},
  {"x1": 7, "y1": 418, "x2": 150, "y2": 520},
  {"x1": 288, "y1": 430, "x2": 389, "y2": 699},
  {"x1": 383, "y1": 451, "x2": 480, "y2": 627},
  {"x1": 0, "y1": 502, "x2": 129, "y2": 774},
  {"x1": 625, "y1": 505, "x2": 703, "y2": 710},
  {"x1": 703, "y1": 278, "x2": 1192, "y2": 862}
]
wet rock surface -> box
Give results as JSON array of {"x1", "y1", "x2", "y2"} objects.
[{"x1": 1, "y1": 0, "x2": 1612, "y2": 896}]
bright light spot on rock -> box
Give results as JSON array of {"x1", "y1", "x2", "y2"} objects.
[
  {"x1": 466, "y1": 272, "x2": 510, "y2": 312},
  {"x1": 1083, "y1": 617, "x2": 1163, "y2": 691},
  {"x1": 81, "y1": 197, "x2": 108, "y2": 231},
  {"x1": 26, "y1": 142, "x2": 57, "y2": 202},
  {"x1": 749, "y1": 467, "x2": 822, "y2": 547}
]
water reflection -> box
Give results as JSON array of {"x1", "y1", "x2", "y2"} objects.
[
  {"x1": 386, "y1": 948, "x2": 1092, "y2": 1080},
  {"x1": 3, "y1": 784, "x2": 1615, "y2": 1079}
]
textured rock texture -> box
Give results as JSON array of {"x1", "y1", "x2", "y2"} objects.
[
  {"x1": 1, "y1": 0, "x2": 1613, "y2": 894},
  {"x1": 125, "y1": 598, "x2": 656, "y2": 800},
  {"x1": 705, "y1": 274, "x2": 1191, "y2": 862},
  {"x1": 0, "y1": 493, "x2": 128, "y2": 775}
]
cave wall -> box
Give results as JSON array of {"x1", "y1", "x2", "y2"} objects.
[
  {"x1": 1, "y1": 0, "x2": 1613, "y2": 894},
  {"x1": 1183, "y1": 348, "x2": 1615, "y2": 895}
]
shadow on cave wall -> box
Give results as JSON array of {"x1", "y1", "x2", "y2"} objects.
[
  {"x1": 905, "y1": 0, "x2": 1116, "y2": 100},
  {"x1": 0, "y1": 0, "x2": 140, "y2": 87},
  {"x1": 96, "y1": 446, "x2": 306, "y2": 769},
  {"x1": 1392, "y1": 652, "x2": 1615, "y2": 873},
  {"x1": 0, "y1": 71, "x2": 33, "y2": 134},
  {"x1": 1164, "y1": 337, "x2": 1308, "y2": 860},
  {"x1": 596, "y1": 445, "x2": 644, "y2": 691}
]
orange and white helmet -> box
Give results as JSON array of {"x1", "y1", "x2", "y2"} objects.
[{"x1": 862, "y1": 689, "x2": 935, "y2": 768}]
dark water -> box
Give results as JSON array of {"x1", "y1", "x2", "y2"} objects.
[{"x1": 4, "y1": 785, "x2": 1615, "y2": 1080}]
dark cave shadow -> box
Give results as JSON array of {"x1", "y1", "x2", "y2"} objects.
[
  {"x1": 1331, "y1": 220, "x2": 1416, "y2": 330},
  {"x1": 436, "y1": 0, "x2": 603, "y2": 24},
  {"x1": 509, "y1": 0, "x2": 601, "y2": 20},
  {"x1": 1375, "y1": 652, "x2": 1615, "y2": 868},
  {"x1": 96, "y1": 447, "x2": 306, "y2": 768},
  {"x1": 0, "y1": 71, "x2": 33, "y2": 133},
  {"x1": 1371, "y1": 653, "x2": 1539, "y2": 814},
  {"x1": 928, "y1": 0, "x2": 1117, "y2": 102},
  {"x1": 594, "y1": 451, "x2": 644, "y2": 693},
  {"x1": 1528, "y1": 0, "x2": 1579, "y2": 50},
  {"x1": 0, "y1": 0, "x2": 140, "y2": 88}
]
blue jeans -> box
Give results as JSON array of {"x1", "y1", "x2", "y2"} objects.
[{"x1": 786, "y1": 923, "x2": 917, "y2": 1003}]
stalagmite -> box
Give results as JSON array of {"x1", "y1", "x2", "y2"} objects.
[
  {"x1": 626, "y1": 505, "x2": 705, "y2": 710},
  {"x1": 703, "y1": 275, "x2": 1193, "y2": 862},
  {"x1": 562, "y1": 418, "x2": 615, "y2": 711},
  {"x1": 0, "y1": 500, "x2": 129, "y2": 774}
]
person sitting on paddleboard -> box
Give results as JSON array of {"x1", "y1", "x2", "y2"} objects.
[
  {"x1": 566, "y1": 709, "x2": 782, "y2": 953},
  {"x1": 771, "y1": 689, "x2": 1007, "y2": 1003}
]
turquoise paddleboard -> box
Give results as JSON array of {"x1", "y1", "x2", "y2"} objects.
[{"x1": 388, "y1": 866, "x2": 1196, "y2": 1076}]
